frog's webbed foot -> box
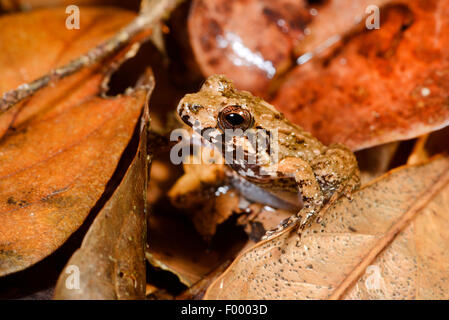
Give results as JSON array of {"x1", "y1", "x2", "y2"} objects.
[
  {"x1": 261, "y1": 200, "x2": 324, "y2": 241},
  {"x1": 262, "y1": 215, "x2": 300, "y2": 240}
]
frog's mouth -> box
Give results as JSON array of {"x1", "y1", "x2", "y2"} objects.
[{"x1": 199, "y1": 127, "x2": 226, "y2": 151}]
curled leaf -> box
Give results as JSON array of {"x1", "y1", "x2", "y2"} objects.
[
  {"x1": 0, "y1": 7, "x2": 150, "y2": 276},
  {"x1": 54, "y1": 72, "x2": 153, "y2": 299}
]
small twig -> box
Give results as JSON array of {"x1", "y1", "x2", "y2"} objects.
[{"x1": 0, "y1": 0, "x2": 185, "y2": 115}]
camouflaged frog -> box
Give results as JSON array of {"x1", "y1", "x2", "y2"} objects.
[{"x1": 177, "y1": 75, "x2": 360, "y2": 239}]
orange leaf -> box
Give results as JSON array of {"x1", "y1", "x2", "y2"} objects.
[
  {"x1": 53, "y1": 77, "x2": 152, "y2": 299},
  {"x1": 0, "y1": 7, "x2": 150, "y2": 276},
  {"x1": 272, "y1": 0, "x2": 449, "y2": 150}
]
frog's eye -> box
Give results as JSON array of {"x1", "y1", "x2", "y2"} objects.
[{"x1": 218, "y1": 105, "x2": 253, "y2": 131}]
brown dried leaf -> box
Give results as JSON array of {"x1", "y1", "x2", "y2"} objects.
[
  {"x1": 0, "y1": 1, "x2": 140, "y2": 11},
  {"x1": 295, "y1": 0, "x2": 391, "y2": 56},
  {"x1": 205, "y1": 156, "x2": 449, "y2": 299},
  {"x1": 53, "y1": 74, "x2": 153, "y2": 299},
  {"x1": 0, "y1": 8, "x2": 149, "y2": 276},
  {"x1": 0, "y1": 0, "x2": 185, "y2": 117},
  {"x1": 273, "y1": 0, "x2": 449, "y2": 150},
  {"x1": 188, "y1": 0, "x2": 310, "y2": 97},
  {"x1": 188, "y1": 0, "x2": 392, "y2": 97},
  {"x1": 0, "y1": 7, "x2": 136, "y2": 137},
  {"x1": 0, "y1": 7, "x2": 135, "y2": 96}
]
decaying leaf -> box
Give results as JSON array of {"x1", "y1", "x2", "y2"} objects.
[
  {"x1": 0, "y1": 7, "x2": 137, "y2": 137},
  {"x1": 0, "y1": 0, "x2": 140, "y2": 12},
  {"x1": 0, "y1": 7, "x2": 135, "y2": 96},
  {"x1": 188, "y1": 0, "x2": 310, "y2": 97},
  {"x1": 273, "y1": 0, "x2": 449, "y2": 150},
  {"x1": 0, "y1": 0, "x2": 185, "y2": 116},
  {"x1": 294, "y1": 0, "x2": 391, "y2": 57},
  {"x1": 188, "y1": 0, "x2": 391, "y2": 97},
  {"x1": 0, "y1": 83, "x2": 149, "y2": 276},
  {"x1": 53, "y1": 72, "x2": 153, "y2": 299},
  {"x1": 205, "y1": 157, "x2": 449, "y2": 299},
  {"x1": 0, "y1": 7, "x2": 151, "y2": 276}
]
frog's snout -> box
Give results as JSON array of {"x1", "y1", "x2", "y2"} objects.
[
  {"x1": 177, "y1": 98, "x2": 210, "y2": 129},
  {"x1": 179, "y1": 114, "x2": 193, "y2": 127},
  {"x1": 177, "y1": 99, "x2": 192, "y2": 126}
]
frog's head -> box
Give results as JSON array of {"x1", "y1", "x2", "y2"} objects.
[
  {"x1": 177, "y1": 75, "x2": 254, "y2": 133},
  {"x1": 177, "y1": 75, "x2": 281, "y2": 178},
  {"x1": 177, "y1": 74, "x2": 281, "y2": 133}
]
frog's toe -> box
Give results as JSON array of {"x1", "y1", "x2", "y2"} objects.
[{"x1": 261, "y1": 215, "x2": 300, "y2": 240}]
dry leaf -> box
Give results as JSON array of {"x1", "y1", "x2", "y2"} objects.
[
  {"x1": 188, "y1": 0, "x2": 310, "y2": 97},
  {"x1": 177, "y1": 260, "x2": 231, "y2": 300},
  {"x1": 0, "y1": 82, "x2": 148, "y2": 276},
  {"x1": 53, "y1": 73, "x2": 153, "y2": 299},
  {"x1": 273, "y1": 0, "x2": 449, "y2": 150},
  {"x1": 0, "y1": 0, "x2": 185, "y2": 117},
  {"x1": 0, "y1": 1, "x2": 140, "y2": 11},
  {"x1": 188, "y1": 0, "x2": 391, "y2": 97},
  {"x1": 294, "y1": 0, "x2": 391, "y2": 56},
  {"x1": 205, "y1": 156, "x2": 449, "y2": 299},
  {"x1": 0, "y1": 7, "x2": 136, "y2": 96},
  {"x1": 0, "y1": 8, "x2": 150, "y2": 276},
  {"x1": 0, "y1": 7, "x2": 137, "y2": 137}
]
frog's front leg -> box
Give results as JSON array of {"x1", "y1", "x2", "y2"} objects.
[
  {"x1": 262, "y1": 145, "x2": 360, "y2": 240},
  {"x1": 262, "y1": 157, "x2": 325, "y2": 239}
]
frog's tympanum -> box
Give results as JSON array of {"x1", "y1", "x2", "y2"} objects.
[{"x1": 177, "y1": 75, "x2": 360, "y2": 239}]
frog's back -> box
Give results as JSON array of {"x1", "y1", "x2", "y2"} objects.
[{"x1": 257, "y1": 108, "x2": 327, "y2": 163}]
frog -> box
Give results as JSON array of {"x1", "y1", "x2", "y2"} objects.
[{"x1": 177, "y1": 74, "x2": 360, "y2": 240}]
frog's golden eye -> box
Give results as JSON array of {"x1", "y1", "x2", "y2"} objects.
[{"x1": 218, "y1": 105, "x2": 253, "y2": 131}]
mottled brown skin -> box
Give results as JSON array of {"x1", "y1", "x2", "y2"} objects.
[{"x1": 177, "y1": 75, "x2": 360, "y2": 238}]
